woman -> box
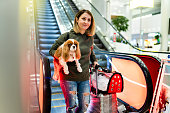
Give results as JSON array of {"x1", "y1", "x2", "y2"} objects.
[{"x1": 49, "y1": 9, "x2": 98, "y2": 113}]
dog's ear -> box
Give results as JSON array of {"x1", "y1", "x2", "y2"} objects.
[
  {"x1": 62, "y1": 43, "x2": 70, "y2": 62},
  {"x1": 75, "y1": 40, "x2": 81, "y2": 60},
  {"x1": 54, "y1": 47, "x2": 62, "y2": 59}
]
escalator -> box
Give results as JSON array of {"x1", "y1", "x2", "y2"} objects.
[
  {"x1": 35, "y1": 0, "x2": 66, "y2": 112},
  {"x1": 66, "y1": 0, "x2": 79, "y2": 14}
]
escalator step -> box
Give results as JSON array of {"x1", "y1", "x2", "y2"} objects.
[
  {"x1": 39, "y1": 34, "x2": 60, "y2": 39},
  {"x1": 51, "y1": 92, "x2": 64, "y2": 99},
  {"x1": 40, "y1": 44, "x2": 52, "y2": 50},
  {"x1": 37, "y1": 6, "x2": 52, "y2": 10},
  {"x1": 38, "y1": 22, "x2": 57, "y2": 26},
  {"x1": 38, "y1": 3, "x2": 51, "y2": 6},
  {"x1": 51, "y1": 100, "x2": 65, "y2": 108},
  {"x1": 37, "y1": 8, "x2": 52, "y2": 11},
  {"x1": 51, "y1": 86, "x2": 63, "y2": 94},
  {"x1": 38, "y1": 25, "x2": 59, "y2": 30},
  {"x1": 37, "y1": 19, "x2": 56, "y2": 22},
  {"x1": 39, "y1": 38, "x2": 57, "y2": 44},
  {"x1": 51, "y1": 79, "x2": 60, "y2": 87},
  {"x1": 39, "y1": 4, "x2": 51, "y2": 7},
  {"x1": 37, "y1": 10, "x2": 53, "y2": 14},
  {"x1": 39, "y1": 29, "x2": 60, "y2": 34},
  {"x1": 51, "y1": 106, "x2": 66, "y2": 113},
  {"x1": 37, "y1": 15, "x2": 55, "y2": 19},
  {"x1": 37, "y1": 13, "x2": 53, "y2": 16}
]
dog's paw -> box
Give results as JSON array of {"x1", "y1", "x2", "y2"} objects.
[
  {"x1": 64, "y1": 69, "x2": 69, "y2": 75},
  {"x1": 77, "y1": 67, "x2": 82, "y2": 72},
  {"x1": 64, "y1": 71, "x2": 69, "y2": 75},
  {"x1": 53, "y1": 74, "x2": 59, "y2": 81}
]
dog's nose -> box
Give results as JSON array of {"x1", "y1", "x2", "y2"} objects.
[{"x1": 72, "y1": 45, "x2": 76, "y2": 49}]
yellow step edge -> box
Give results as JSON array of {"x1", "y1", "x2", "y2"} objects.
[
  {"x1": 52, "y1": 92, "x2": 63, "y2": 95},
  {"x1": 51, "y1": 86, "x2": 60, "y2": 88},
  {"x1": 51, "y1": 105, "x2": 66, "y2": 108},
  {"x1": 51, "y1": 98, "x2": 65, "y2": 101}
]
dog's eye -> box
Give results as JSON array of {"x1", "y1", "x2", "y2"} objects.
[
  {"x1": 68, "y1": 44, "x2": 72, "y2": 47},
  {"x1": 75, "y1": 44, "x2": 77, "y2": 47}
]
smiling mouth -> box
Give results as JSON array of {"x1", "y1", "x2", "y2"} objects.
[{"x1": 83, "y1": 25, "x2": 88, "y2": 27}]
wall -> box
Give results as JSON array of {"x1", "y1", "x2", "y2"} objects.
[{"x1": 131, "y1": 14, "x2": 161, "y2": 34}]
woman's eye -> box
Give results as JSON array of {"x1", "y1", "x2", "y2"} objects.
[{"x1": 88, "y1": 19, "x2": 91, "y2": 22}]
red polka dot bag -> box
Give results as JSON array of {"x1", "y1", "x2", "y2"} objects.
[{"x1": 90, "y1": 65, "x2": 124, "y2": 95}]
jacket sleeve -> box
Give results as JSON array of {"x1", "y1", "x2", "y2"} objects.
[
  {"x1": 90, "y1": 48, "x2": 97, "y2": 64},
  {"x1": 90, "y1": 37, "x2": 97, "y2": 63},
  {"x1": 49, "y1": 33, "x2": 68, "y2": 57}
]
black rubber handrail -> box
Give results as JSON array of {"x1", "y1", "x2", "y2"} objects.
[
  {"x1": 65, "y1": 0, "x2": 77, "y2": 15},
  {"x1": 39, "y1": 50, "x2": 51, "y2": 113}
]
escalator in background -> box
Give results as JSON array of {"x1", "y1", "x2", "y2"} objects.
[
  {"x1": 35, "y1": 0, "x2": 66, "y2": 112},
  {"x1": 66, "y1": 0, "x2": 79, "y2": 14}
]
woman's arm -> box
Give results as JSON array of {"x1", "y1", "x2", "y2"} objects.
[
  {"x1": 49, "y1": 33, "x2": 68, "y2": 56},
  {"x1": 90, "y1": 48, "x2": 98, "y2": 67}
]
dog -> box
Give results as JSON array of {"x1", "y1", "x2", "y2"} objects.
[{"x1": 53, "y1": 39, "x2": 82, "y2": 82}]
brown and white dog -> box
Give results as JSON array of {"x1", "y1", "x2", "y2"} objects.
[{"x1": 53, "y1": 39, "x2": 82, "y2": 82}]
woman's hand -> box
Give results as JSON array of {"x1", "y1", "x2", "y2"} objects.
[{"x1": 93, "y1": 61, "x2": 99, "y2": 68}]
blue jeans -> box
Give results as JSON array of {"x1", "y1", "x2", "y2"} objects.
[{"x1": 60, "y1": 80, "x2": 90, "y2": 113}]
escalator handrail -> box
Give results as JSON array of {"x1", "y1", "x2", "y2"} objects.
[
  {"x1": 65, "y1": 0, "x2": 77, "y2": 15},
  {"x1": 93, "y1": 45, "x2": 160, "y2": 61},
  {"x1": 39, "y1": 50, "x2": 51, "y2": 113},
  {"x1": 58, "y1": 0, "x2": 73, "y2": 26}
]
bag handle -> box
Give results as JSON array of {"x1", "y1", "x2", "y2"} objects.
[{"x1": 95, "y1": 65, "x2": 111, "y2": 73}]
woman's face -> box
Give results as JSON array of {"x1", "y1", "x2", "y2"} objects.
[{"x1": 77, "y1": 12, "x2": 91, "y2": 32}]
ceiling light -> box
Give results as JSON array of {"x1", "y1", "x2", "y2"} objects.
[{"x1": 130, "y1": 0, "x2": 154, "y2": 9}]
